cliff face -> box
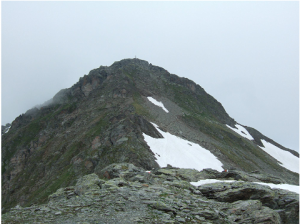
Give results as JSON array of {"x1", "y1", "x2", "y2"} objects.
[{"x1": 2, "y1": 58, "x2": 298, "y2": 212}]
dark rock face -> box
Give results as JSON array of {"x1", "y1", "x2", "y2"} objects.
[
  {"x1": 2, "y1": 58, "x2": 299, "y2": 213},
  {"x1": 2, "y1": 164, "x2": 298, "y2": 224}
]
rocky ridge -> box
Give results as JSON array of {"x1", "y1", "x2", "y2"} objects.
[{"x1": 2, "y1": 163, "x2": 298, "y2": 224}]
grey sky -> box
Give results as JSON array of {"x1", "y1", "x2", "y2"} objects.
[{"x1": 1, "y1": 1, "x2": 299, "y2": 151}]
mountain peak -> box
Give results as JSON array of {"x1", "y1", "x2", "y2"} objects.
[
  {"x1": 110, "y1": 57, "x2": 150, "y2": 68},
  {"x1": 2, "y1": 58, "x2": 298, "y2": 214}
]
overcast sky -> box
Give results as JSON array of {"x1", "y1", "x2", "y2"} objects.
[{"x1": 1, "y1": 1, "x2": 299, "y2": 151}]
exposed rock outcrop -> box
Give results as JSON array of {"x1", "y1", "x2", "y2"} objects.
[{"x1": 2, "y1": 164, "x2": 298, "y2": 223}]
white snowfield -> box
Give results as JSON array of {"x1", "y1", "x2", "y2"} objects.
[
  {"x1": 226, "y1": 124, "x2": 254, "y2": 140},
  {"x1": 226, "y1": 124, "x2": 299, "y2": 173},
  {"x1": 190, "y1": 179, "x2": 299, "y2": 194},
  {"x1": 147, "y1": 97, "x2": 169, "y2": 113},
  {"x1": 143, "y1": 123, "x2": 224, "y2": 172},
  {"x1": 259, "y1": 139, "x2": 299, "y2": 174}
]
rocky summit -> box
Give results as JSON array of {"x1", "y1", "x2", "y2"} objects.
[{"x1": 2, "y1": 58, "x2": 299, "y2": 223}]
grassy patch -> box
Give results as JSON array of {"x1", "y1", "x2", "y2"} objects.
[
  {"x1": 181, "y1": 114, "x2": 220, "y2": 140},
  {"x1": 60, "y1": 102, "x2": 77, "y2": 114},
  {"x1": 85, "y1": 115, "x2": 110, "y2": 139},
  {"x1": 24, "y1": 165, "x2": 75, "y2": 206},
  {"x1": 214, "y1": 144, "x2": 254, "y2": 171},
  {"x1": 59, "y1": 142, "x2": 82, "y2": 164},
  {"x1": 132, "y1": 93, "x2": 150, "y2": 117},
  {"x1": 164, "y1": 81, "x2": 229, "y2": 123}
]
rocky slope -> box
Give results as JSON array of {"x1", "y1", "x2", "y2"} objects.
[
  {"x1": 2, "y1": 163, "x2": 298, "y2": 223},
  {"x1": 2, "y1": 58, "x2": 299, "y2": 213}
]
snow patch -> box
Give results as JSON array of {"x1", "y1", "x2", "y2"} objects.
[
  {"x1": 259, "y1": 139, "x2": 299, "y2": 173},
  {"x1": 147, "y1": 97, "x2": 169, "y2": 113},
  {"x1": 253, "y1": 182, "x2": 299, "y2": 194},
  {"x1": 190, "y1": 179, "x2": 299, "y2": 194},
  {"x1": 191, "y1": 179, "x2": 236, "y2": 185},
  {"x1": 4, "y1": 126, "x2": 11, "y2": 134},
  {"x1": 226, "y1": 124, "x2": 254, "y2": 140},
  {"x1": 143, "y1": 123, "x2": 223, "y2": 172}
]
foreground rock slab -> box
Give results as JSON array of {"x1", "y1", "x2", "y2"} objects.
[{"x1": 2, "y1": 163, "x2": 299, "y2": 224}]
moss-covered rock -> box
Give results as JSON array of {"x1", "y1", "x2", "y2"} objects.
[
  {"x1": 74, "y1": 173, "x2": 104, "y2": 195},
  {"x1": 3, "y1": 163, "x2": 298, "y2": 223}
]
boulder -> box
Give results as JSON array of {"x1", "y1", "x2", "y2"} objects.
[
  {"x1": 176, "y1": 168, "x2": 203, "y2": 182},
  {"x1": 74, "y1": 173, "x2": 104, "y2": 195},
  {"x1": 95, "y1": 163, "x2": 145, "y2": 179},
  {"x1": 217, "y1": 169, "x2": 285, "y2": 184},
  {"x1": 198, "y1": 181, "x2": 299, "y2": 223},
  {"x1": 198, "y1": 168, "x2": 221, "y2": 179}
]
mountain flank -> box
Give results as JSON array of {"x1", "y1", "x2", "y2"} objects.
[{"x1": 2, "y1": 58, "x2": 299, "y2": 218}]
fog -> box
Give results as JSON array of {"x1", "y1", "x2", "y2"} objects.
[{"x1": 1, "y1": 1, "x2": 298, "y2": 151}]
